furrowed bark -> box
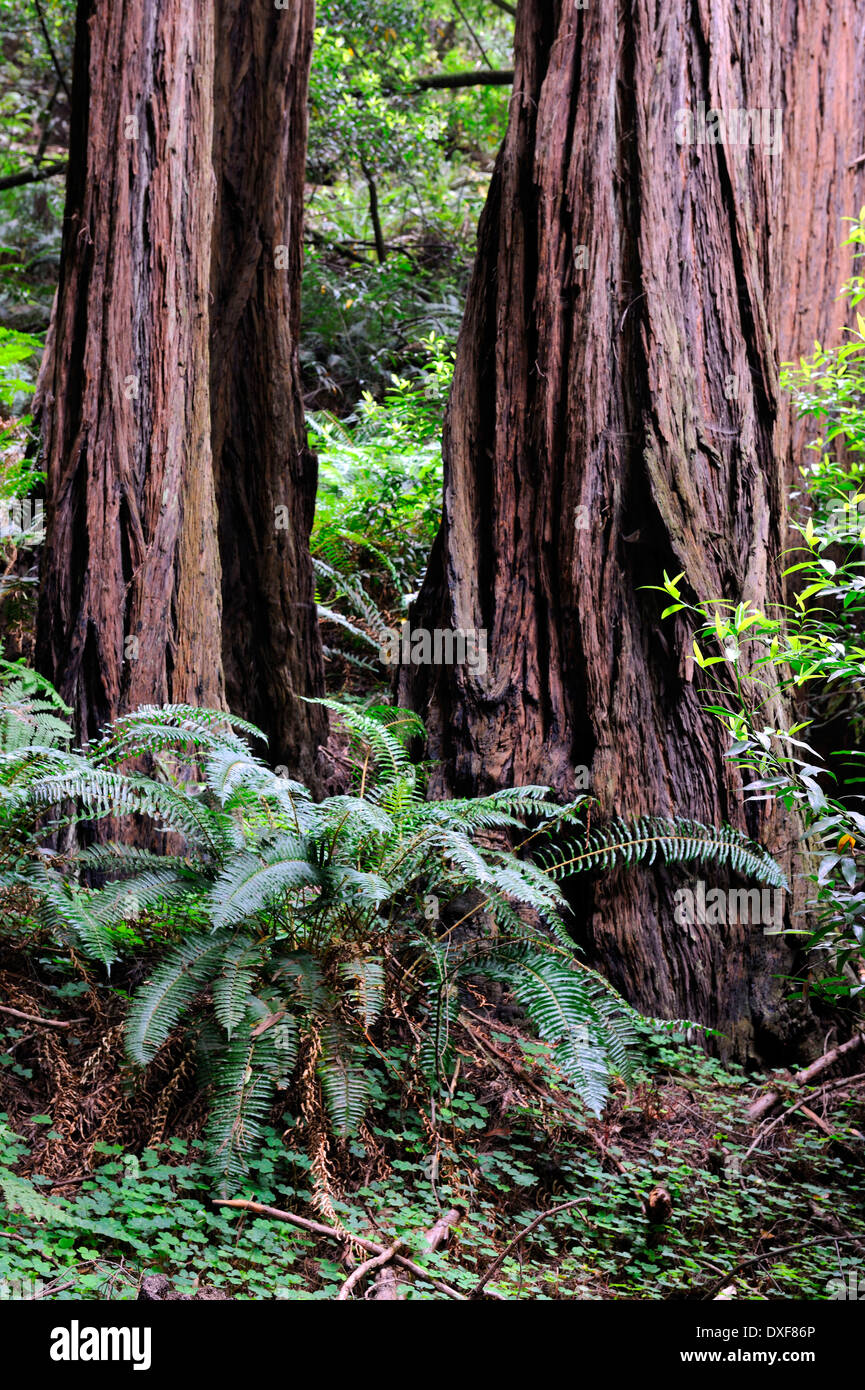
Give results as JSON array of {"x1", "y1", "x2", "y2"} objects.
[
  {"x1": 35, "y1": 0, "x2": 223, "y2": 742},
  {"x1": 401, "y1": 0, "x2": 865, "y2": 1060},
  {"x1": 210, "y1": 0, "x2": 326, "y2": 782},
  {"x1": 35, "y1": 0, "x2": 327, "y2": 784}
]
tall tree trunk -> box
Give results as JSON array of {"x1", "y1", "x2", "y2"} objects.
[
  {"x1": 35, "y1": 0, "x2": 326, "y2": 781},
  {"x1": 210, "y1": 0, "x2": 326, "y2": 783},
  {"x1": 778, "y1": 0, "x2": 865, "y2": 449},
  {"x1": 36, "y1": 0, "x2": 223, "y2": 742},
  {"x1": 401, "y1": 0, "x2": 865, "y2": 1061}
]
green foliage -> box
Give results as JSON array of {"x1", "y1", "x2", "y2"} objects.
[
  {"x1": 649, "y1": 234, "x2": 865, "y2": 1003},
  {"x1": 537, "y1": 816, "x2": 787, "y2": 888},
  {"x1": 0, "y1": 2, "x2": 71, "y2": 328},
  {"x1": 310, "y1": 338, "x2": 451, "y2": 678},
  {"x1": 302, "y1": 0, "x2": 512, "y2": 399},
  {"x1": 0, "y1": 678, "x2": 785, "y2": 1186},
  {"x1": 0, "y1": 325, "x2": 41, "y2": 408},
  {"x1": 308, "y1": 1, "x2": 511, "y2": 215},
  {"x1": 1, "y1": 1032, "x2": 863, "y2": 1301}
]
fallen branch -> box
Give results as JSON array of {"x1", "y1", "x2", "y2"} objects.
[
  {"x1": 700, "y1": 1234, "x2": 865, "y2": 1300},
  {"x1": 338, "y1": 1239, "x2": 404, "y2": 1301},
  {"x1": 742, "y1": 1070, "x2": 865, "y2": 1165},
  {"x1": 0, "y1": 160, "x2": 68, "y2": 192},
  {"x1": 213, "y1": 1199, "x2": 468, "y2": 1300},
  {"x1": 422, "y1": 1207, "x2": 463, "y2": 1251},
  {"x1": 0, "y1": 1004, "x2": 84, "y2": 1030},
  {"x1": 469, "y1": 1198, "x2": 587, "y2": 1299},
  {"x1": 747, "y1": 1033, "x2": 864, "y2": 1121},
  {"x1": 371, "y1": 1206, "x2": 463, "y2": 1300}
]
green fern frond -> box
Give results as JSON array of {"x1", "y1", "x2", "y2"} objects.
[
  {"x1": 317, "y1": 1019, "x2": 370, "y2": 1137},
  {"x1": 318, "y1": 863, "x2": 391, "y2": 910},
  {"x1": 205, "y1": 1011, "x2": 287, "y2": 1185},
  {"x1": 481, "y1": 951, "x2": 633, "y2": 1115},
  {"x1": 339, "y1": 956, "x2": 385, "y2": 1028},
  {"x1": 304, "y1": 698, "x2": 411, "y2": 782},
  {"x1": 316, "y1": 604, "x2": 382, "y2": 651},
  {"x1": 125, "y1": 932, "x2": 230, "y2": 1065},
  {"x1": 213, "y1": 939, "x2": 261, "y2": 1038},
  {"x1": 307, "y1": 796, "x2": 395, "y2": 843},
  {"x1": 418, "y1": 940, "x2": 460, "y2": 1087},
  {"x1": 274, "y1": 953, "x2": 326, "y2": 1012},
  {"x1": 95, "y1": 704, "x2": 265, "y2": 764},
  {"x1": 32, "y1": 864, "x2": 120, "y2": 968},
  {"x1": 208, "y1": 840, "x2": 322, "y2": 929},
  {"x1": 313, "y1": 557, "x2": 391, "y2": 641},
  {"x1": 205, "y1": 747, "x2": 309, "y2": 808},
  {"x1": 537, "y1": 816, "x2": 787, "y2": 889}
]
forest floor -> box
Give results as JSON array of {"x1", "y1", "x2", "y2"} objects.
[{"x1": 2, "y1": 938, "x2": 863, "y2": 1301}]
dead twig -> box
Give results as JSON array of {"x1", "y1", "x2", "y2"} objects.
[
  {"x1": 338, "y1": 1239, "x2": 405, "y2": 1301},
  {"x1": 469, "y1": 1198, "x2": 588, "y2": 1299},
  {"x1": 742, "y1": 1070, "x2": 865, "y2": 1165},
  {"x1": 371, "y1": 1206, "x2": 463, "y2": 1300},
  {"x1": 213, "y1": 1199, "x2": 468, "y2": 1300},
  {"x1": 701, "y1": 1235, "x2": 865, "y2": 1300},
  {"x1": 747, "y1": 1034, "x2": 864, "y2": 1122},
  {"x1": 0, "y1": 1004, "x2": 84, "y2": 1030}
]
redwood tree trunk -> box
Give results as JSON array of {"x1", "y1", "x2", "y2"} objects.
[
  {"x1": 36, "y1": 0, "x2": 224, "y2": 742},
  {"x1": 210, "y1": 0, "x2": 326, "y2": 782},
  {"x1": 402, "y1": 0, "x2": 865, "y2": 1060},
  {"x1": 36, "y1": 0, "x2": 326, "y2": 780}
]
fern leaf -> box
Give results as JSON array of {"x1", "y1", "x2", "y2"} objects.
[
  {"x1": 208, "y1": 840, "x2": 321, "y2": 928},
  {"x1": 339, "y1": 956, "x2": 385, "y2": 1028},
  {"x1": 317, "y1": 1019, "x2": 370, "y2": 1137},
  {"x1": 213, "y1": 939, "x2": 260, "y2": 1038},
  {"x1": 125, "y1": 932, "x2": 229, "y2": 1064}
]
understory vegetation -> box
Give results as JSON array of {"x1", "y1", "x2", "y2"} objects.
[
  {"x1": 2, "y1": 1035, "x2": 863, "y2": 1301},
  {"x1": 0, "y1": 1, "x2": 863, "y2": 1304}
]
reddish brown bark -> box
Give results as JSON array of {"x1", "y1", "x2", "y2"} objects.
[
  {"x1": 210, "y1": 0, "x2": 326, "y2": 783},
  {"x1": 779, "y1": 1, "x2": 865, "y2": 372},
  {"x1": 402, "y1": 0, "x2": 865, "y2": 1060},
  {"x1": 36, "y1": 0, "x2": 223, "y2": 742},
  {"x1": 35, "y1": 0, "x2": 326, "y2": 781}
]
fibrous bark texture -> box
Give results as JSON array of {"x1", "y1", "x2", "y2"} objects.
[
  {"x1": 36, "y1": 0, "x2": 223, "y2": 742},
  {"x1": 210, "y1": 0, "x2": 325, "y2": 781},
  {"x1": 402, "y1": 0, "x2": 865, "y2": 1060},
  {"x1": 36, "y1": 0, "x2": 326, "y2": 780}
]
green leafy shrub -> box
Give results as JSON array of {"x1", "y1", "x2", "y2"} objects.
[
  {"x1": 310, "y1": 337, "x2": 450, "y2": 678},
  {"x1": 3, "y1": 689, "x2": 782, "y2": 1187},
  {"x1": 648, "y1": 223, "x2": 865, "y2": 1003}
]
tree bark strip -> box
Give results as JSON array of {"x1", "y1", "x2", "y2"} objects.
[{"x1": 35, "y1": 0, "x2": 327, "y2": 783}]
